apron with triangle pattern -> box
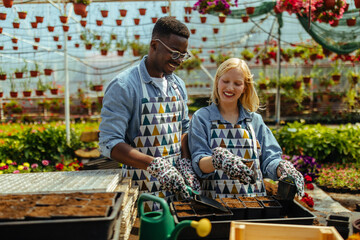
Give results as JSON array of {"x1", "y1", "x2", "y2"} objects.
[
  {"x1": 201, "y1": 119, "x2": 267, "y2": 198},
  {"x1": 122, "y1": 66, "x2": 184, "y2": 212}
]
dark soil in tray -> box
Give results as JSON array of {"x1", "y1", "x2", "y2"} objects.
[
  {"x1": 177, "y1": 211, "x2": 196, "y2": 217},
  {"x1": 226, "y1": 202, "x2": 245, "y2": 208},
  {"x1": 243, "y1": 201, "x2": 262, "y2": 208},
  {"x1": 238, "y1": 197, "x2": 257, "y2": 201},
  {"x1": 262, "y1": 201, "x2": 281, "y2": 207},
  {"x1": 221, "y1": 198, "x2": 240, "y2": 203},
  {"x1": 174, "y1": 204, "x2": 193, "y2": 211},
  {"x1": 256, "y1": 196, "x2": 273, "y2": 201}
]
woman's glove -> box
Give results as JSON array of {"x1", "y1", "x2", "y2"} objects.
[
  {"x1": 212, "y1": 147, "x2": 254, "y2": 184},
  {"x1": 176, "y1": 158, "x2": 201, "y2": 191},
  {"x1": 147, "y1": 157, "x2": 190, "y2": 199},
  {"x1": 278, "y1": 160, "x2": 305, "y2": 197}
]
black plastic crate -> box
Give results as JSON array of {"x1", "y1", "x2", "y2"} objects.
[
  {"x1": 173, "y1": 199, "x2": 316, "y2": 240},
  {"x1": 242, "y1": 201, "x2": 264, "y2": 219},
  {"x1": 0, "y1": 192, "x2": 124, "y2": 240}
]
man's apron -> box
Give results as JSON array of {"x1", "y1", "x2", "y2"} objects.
[
  {"x1": 202, "y1": 119, "x2": 267, "y2": 198},
  {"x1": 122, "y1": 66, "x2": 184, "y2": 211}
]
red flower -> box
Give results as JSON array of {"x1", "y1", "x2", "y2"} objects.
[
  {"x1": 56, "y1": 163, "x2": 64, "y2": 171},
  {"x1": 306, "y1": 183, "x2": 314, "y2": 190},
  {"x1": 304, "y1": 175, "x2": 312, "y2": 183},
  {"x1": 301, "y1": 193, "x2": 314, "y2": 207}
]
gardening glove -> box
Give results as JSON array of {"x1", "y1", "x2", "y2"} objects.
[
  {"x1": 212, "y1": 147, "x2": 254, "y2": 184},
  {"x1": 278, "y1": 160, "x2": 305, "y2": 197},
  {"x1": 147, "y1": 157, "x2": 190, "y2": 199},
  {"x1": 176, "y1": 158, "x2": 201, "y2": 191}
]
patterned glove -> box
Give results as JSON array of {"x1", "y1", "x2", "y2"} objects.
[
  {"x1": 147, "y1": 157, "x2": 190, "y2": 199},
  {"x1": 278, "y1": 160, "x2": 305, "y2": 197},
  {"x1": 212, "y1": 147, "x2": 254, "y2": 184},
  {"x1": 176, "y1": 158, "x2": 201, "y2": 191}
]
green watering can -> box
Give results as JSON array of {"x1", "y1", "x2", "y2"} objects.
[{"x1": 138, "y1": 193, "x2": 211, "y2": 240}]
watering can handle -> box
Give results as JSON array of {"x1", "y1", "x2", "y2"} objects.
[{"x1": 138, "y1": 193, "x2": 170, "y2": 220}]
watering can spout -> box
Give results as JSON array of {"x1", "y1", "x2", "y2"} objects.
[{"x1": 168, "y1": 218, "x2": 211, "y2": 240}]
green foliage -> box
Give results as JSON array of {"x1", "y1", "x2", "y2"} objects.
[
  {"x1": 129, "y1": 41, "x2": 149, "y2": 57},
  {"x1": 273, "y1": 122, "x2": 360, "y2": 165},
  {"x1": 75, "y1": 0, "x2": 91, "y2": 5},
  {"x1": 4, "y1": 101, "x2": 23, "y2": 114}
]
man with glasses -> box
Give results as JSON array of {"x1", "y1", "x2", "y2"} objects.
[{"x1": 99, "y1": 17, "x2": 199, "y2": 211}]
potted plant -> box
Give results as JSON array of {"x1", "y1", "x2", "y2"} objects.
[
  {"x1": 59, "y1": 14, "x2": 68, "y2": 24},
  {"x1": 0, "y1": 87, "x2": 3, "y2": 98},
  {"x1": 9, "y1": 76, "x2": 18, "y2": 98},
  {"x1": 98, "y1": 39, "x2": 112, "y2": 56},
  {"x1": 30, "y1": 62, "x2": 40, "y2": 77},
  {"x1": 116, "y1": 40, "x2": 128, "y2": 56},
  {"x1": 12, "y1": 18, "x2": 20, "y2": 28},
  {"x1": 15, "y1": 63, "x2": 27, "y2": 79},
  {"x1": 18, "y1": 11, "x2": 27, "y2": 19},
  {"x1": 0, "y1": 68, "x2": 6, "y2": 80},
  {"x1": 138, "y1": 8, "x2": 146, "y2": 15},
  {"x1": 22, "y1": 77, "x2": 32, "y2": 97},
  {"x1": 0, "y1": 12, "x2": 6, "y2": 20},
  {"x1": 330, "y1": 61, "x2": 342, "y2": 84},
  {"x1": 257, "y1": 73, "x2": 270, "y2": 90},
  {"x1": 47, "y1": 25, "x2": 55, "y2": 32},
  {"x1": 241, "y1": 48, "x2": 254, "y2": 61},
  {"x1": 44, "y1": 67, "x2": 54, "y2": 76},
  {"x1": 36, "y1": 77, "x2": 48, "y2": 96},
  {"x1": 129, "y1": 41, "x2": 148, "y2": 57},
  {"x1": 35, "y1": 15, "x2": 44, "y2": 23},
  {"x1": 119, "y1": 9, "x2": 127, "y2": 17},
  {"x1": 347, "y1": 70, "x2": 359, "y2": 85},
  {"x1": 80, "y1": 19, "x2": 87, "y2": 27},
  {"x1": 100, "y1": 9, "x2": 109, "y2": 18},
  {"x1": 73, "y1": 0, "x2": 91, "y2": 16},
  {"x1": 50, "y1": 81, "x2": 59, "y2": 95}
]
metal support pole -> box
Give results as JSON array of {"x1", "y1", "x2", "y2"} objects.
[
  {"x1": 64, "y1": 4, "x2": 72, "y2": 144},
  {"x1": 275, "y1": 18, "x2": 281, "y2": 126}
]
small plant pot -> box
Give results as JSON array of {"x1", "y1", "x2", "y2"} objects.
[
  {"x1": 101, "y1": 10, "x2": 109, "y2": 18},
  {"x1": 0, "y1": 92, "x2": 3, "y2": 98},
  {"x1": 213, "y1": 28, "x2": 219, "y2": 34},
  {"x1": 3, "y1": 0, "x2": 13, "y2": 8},
  {"x1": 18, "y1": 11, "x2": 27, "y2": 19},
  {"x1": 327, "y1": 214, "x2": 350, "y2": 239},
  {"x1": 119, "y1": 9, "x2": 127, "y2": 17},
  {"x1": 13, "y1": 22, "x2": 20, "y2": 28},
  {"x1": 31, "y1": 22, "x2": 38, "y2": 28},
  {"x1": 260, "y1": 200, "x2": 282, "y2": 219},
  {"x1": 93, "y1": 85, "x2": 103, "y2": 91},
  {"x1": 59, "y1": 16, "x2": 68, "y2": 24},
  {"x1": 15, "y1": 72, "x2": 23, "y2": 79},
  {"x1": 138, "y1": 8, "x2": 146, "y2": 15},
  {"x1": 200, "y1": 16, "x2": 207, "y2": 24},
  {"x1": 35, "y1": 90, "x2": 44, "y2": 96},
  {"x1": 151, "y1": 17, "x2": 158, "y2": 23},
  {"x1": 221, "y1": 198, "x2": 246, "y2": 220},
  {"x1": 277, "y1": 179, "x2": 297, "y2": 201},
  {"x1": 242, "y1": 15, "x2": 249, "y2": 23},
  {"x1": 117, "y1": 50, "x2": 124, "y2": 56},
  {"x1": 246, "y1": 7, "x2": 255, "y2": 14},
  {"x1": 96, "y1": 20, "x2": 103, "y2": 26},
  {"x1": 50, "y1": 88, "x2": 58, "y2": 95},
  {"x1": 161, "y1": 6, "x2": 169, "y2": 14},
  {"x1": 218, "y1": 16, "x2": 226, "y2": 23},
  {"x1": 243, "y1": 201, "x2": 263, "y2": 219},
  {"x1": 44, "y1": 69, "x2": 53, "y2": 76},
  {"x1": 190, "y1": 29, "x2": 196, "y2": 34},
  {"x1": 303, "y1": 76, "x2": 311, "y2": 84},
  {"x1": 30, "y1": 71, "x2": 39, "y2": 77},
  {"x1": 0, "y1": 74, "x2": 7, "y2": 80},
  {"x1": 133, "y1": 18, "x2": 140, "y2": 25},
  {"x1": 116, "y1": 19, "x2": 122, "y2": 26},
  {"x1": 73, "y1": 3, "x2": 86, "y2": 16},
  {"x1": 35, "y1": 16, "x2": 44, "y2": 23},
  {"x1": 184, "y1": 6, "x2": 192, "y2": 14},
  {"x1": 80, "y1": 20, "x2": 87, "y2": 27},
  {"x1": 47, "y1": 26, "x2": 55, "y2": 32},
  {"x1": 10, "y1": 91, "x2": 18, "y2": 98},
  {"x1": 23, "y1": 91, "x2": 32, "y2": 97},
  {"x1": 0, "y1": 12, "x2": 7, "y2": 20}
]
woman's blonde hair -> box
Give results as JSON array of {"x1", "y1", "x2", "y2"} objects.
[{"x1": 210, "y1": 58, "x2": 259, "y2": 112}]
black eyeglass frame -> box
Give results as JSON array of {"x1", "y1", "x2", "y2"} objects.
[{"x1": 155, "y1": 39, "x2": 190, "y2": 61}]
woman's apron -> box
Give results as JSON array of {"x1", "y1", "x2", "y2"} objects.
[
  {"x1": 202, "y1": 119, "x2": 267, "y2": 198},
  {"x1": 122, "y1": 66, "x2": 184, "y2": 211}
]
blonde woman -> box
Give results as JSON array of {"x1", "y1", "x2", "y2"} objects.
[{"x1": 188, "y1": 58, "x2": 304, "y2": 198}]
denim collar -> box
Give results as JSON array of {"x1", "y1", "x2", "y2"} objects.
[{"x1": 208, "y1": 102, "x2": 252, "y2": 123}]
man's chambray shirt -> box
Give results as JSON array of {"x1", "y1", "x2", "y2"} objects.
[
  {"x1": 188, "y1": 103, "x2": 282, "y2": 180},
  {"x1": 99, "y1": 56, "x2": 190, "y2": 159}
]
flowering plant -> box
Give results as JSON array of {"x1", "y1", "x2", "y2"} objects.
[
  {"x1": 282, "y1": 154, "x2": 320, "y2": 180},
  {"x1": 193, "y1": 0, "x2": 238, "y2": 15},
  {"x1": 301, "y1": 192, "x2": 314, "y2": 207}
]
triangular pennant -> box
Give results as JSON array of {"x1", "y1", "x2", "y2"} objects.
[
  {"x1": 132, "y1": 171, "x2": 139, "y2": 180},
  {"x1": 220, "y1": 139, "x2": 226, "y2": 148},
  {"x1": 169, "y1": 145, "x2": 174, "y2": 155},
  {"x1": 260, "y1": 182, "x2": 265, "y2": 193},
  {"x1": 235, "y1": 130, "x2": 242, "y2": 139},
  {"x1": 160, "y1": 125, "x2": 167, "y2": 135},
  {"x1": 165, "y1": 104, "x2": 171, "y2": 113},
  {"x1": 208, "y1": 181, "x2": 213, "y2": 191},
  {"x1": 236, "y1": 140, "x2": 242, "y2": 149},
  {"x1": 153, "y1": 137, "x2": 161, "y2": 146},
  {"x1": 178, "y1": 114, "x2": 182, "y2": 121},
  {"x1": 151, "y1": 115, "x2": 159, "y2": 125},
  {"x1": 240, "y1": 185, "x2": 247, "y2": 194},
  {"x1": 152, "y1": 126, "x2": 160, "y2": 136},
  {"x1": 140, "y1": 171, "x2": 147, "y2": 180},
  {"x1": 219, "y1": 124, "x2": 226, "y2": 129},
  {"x1": 142, "y1": 98, "x2": 149, "y2": 103},
  {"x1": 247, "y1": 184, "x2": 253, "y2": 194},
  {"x1": 146, "y1": 148, "x2": 152, "y2": 156},
  {"x1": 173, "y1": 123, "x2": 178, "y2": 133},
  {"x1": 254, "y1": 183, "x2": 260, "y2": 193},
  {"x1": 162, "y1": 146, "x2": 168, "y2": 156},
  {"x1": 211, "y1": 131, "x2": 218, "y2": 138},
  {"x1": 227, "y1": 130, "x2": 234, "y2": 139},
  {"x1": 137, "y1": 128, "x2": 143, "y2": 137},
  {"x1": 136, "y1": 138, "x2": 143, "y2": 148},
  {"x1": 234, "y1": 124, "x2": 241, "y2": 128},
  {"x1": 144, "y1": 138, "x2": 152, "y2": 147},
  {"x1": 165, "y1": 96, "x2": 170, "y2": 102},
  {"x1": 151, "y1": 182, "x2": 158, "y2": 192},
  {"x1": 244, "y1": 150, "x2": 251, "y2": 159},
  {"x1": 222, "y1": 185, "x2": 230, "y2": 194},
  {"x1": 167, "y1": 125, "x2": 173, "y2": 134},
  {"x1": 172, "y1": 102, "x2": 177, "y2": 112},
  {"x1": 161, "y1": 136, "x2": 167, "y2": 146},
  {"x1": 150, "y1": 174, "x2": 157, "y2": 181},
  {"x1": 158, "y1": 191, "x2": 165, "y2": 198},
  {"x1": 153, "y1": 202, "x2": 160, "y2": 211},
  {"x1": 171, "y1": 96, "x2": 177, "y2": 102},
  {"x1": 159, "y1": 104, "x2": 165, "y2": 113},
  {"x1": 252, "y1": 151, "x2": 257, "y2": 159},
  {"x1": 174, "y1": 134, "x2": 179, "y2": 143},
  {"x1": 158, "y1": 97, "x2": 163, "y2": 102},
  {"x1": 168, "y1": 136, "x2": 174, "y2": 144},
  {"x1": 143, "y1": 116, "x2": 151, "y2": 125},
  {"x1": 214, "y1": 171, "x2": 220, "y2": 180},
  {"x1": 219, "y1": 130, "x2": 226, "y2": 138},
  {"x1": 226, "y1": 124, "x2": 233, "y2": 129},
  {"x1": 150, "y1": 97, "x2": 157, "y2": 102},
  {"x1": 144, "y1": 202, "x2": 151, "y2": 213},
  {"x1": 141, "y1": 181, "x2": 148, "y2": 191},
  {"x1": 228, "y1": 140, "x2": 234, "y2": 148},
  {"x1": 154, "y1": 148, "x2": 162, "y2": 157},
  {"x1": 144, "y1": 127, "x2": 151, "y2": 136},
  {"x1": 256, "y1": 140, "x2": 261, "y2": 149},
  {"x1": 221, "y1": 173, "x2": 229, "y2": 179},
  {"x1": 159, "y1": 115, "x2": 165, "y2": 124},
  {"x1": 151, "y1": 104, "x2": 157, "y2": 113},
  {"x1": 215, "y1": 184, "x2": 221, "y2": 194},
  {"x1": 211, "y1": 140, "x2": 218, "y2": 148},
  {"x1": 142, "y1": 105, "x2": 150, "y2": 114},
  {"x1": 172, "y1": 114, "x2": 177, "y2": 122},
  {"x1": 243, "y1": 131, "x2": 249, "y2": 139},
  {"x1": 211, "y1": 123, "x2": 217, "y2": 129}
]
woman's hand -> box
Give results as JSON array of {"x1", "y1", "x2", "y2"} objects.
[
  {"x1": 277, "y1": 160, "x2": 305, "y2": 197},
  {"x1": 176, "y1": 158, "x2": 201, "y2": 191}
]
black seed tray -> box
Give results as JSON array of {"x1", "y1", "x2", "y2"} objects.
[
  {"x1": 242, "y1": 201, "x2": 264, "y2": 219},
  {"x1": 260, "y1": 200, "x2": 282, "y2": 219}
]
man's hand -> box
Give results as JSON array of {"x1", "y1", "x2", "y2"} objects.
[
  {"x1": 176, "y1": 158, "x2": 201, "y2": 191},
  {"x1": 147, "y1": 157, "x2": 190, "y2": 198},
  {"x1": 278, "y1": 160, "x2": 305, "y2": 197}
]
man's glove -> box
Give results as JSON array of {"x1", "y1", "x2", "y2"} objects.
[
  {"x1": 176, "y1": 158, "x2": 201, "y2": 191},
  {"x1": 278, "y1": 160, "x2": 305, "y2": 197},
  {"x1": 147, "y1": 157, "x2": 190, "y2": 199},
  {"x1": 212, "y1": 147, "x2": 254, "y2": 184}
]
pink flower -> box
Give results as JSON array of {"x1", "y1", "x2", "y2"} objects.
[
  {"x1": 42, "y1": 160, "x2": 50, "y2": 166},
  {"x1": 31, "y1": 163, "x2": 38, "y2": 169},
  {"x1": 13, "y1": 170, "x2": 20, "y2": 174},
  {"x1": 23, "y1": 166, "x2": 29, "y2": 170}
]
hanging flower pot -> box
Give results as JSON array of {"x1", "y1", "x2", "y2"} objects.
[
  {"x1": 82, "y1": 11, "x2": 87, "y2": 18},
  {"x1": 111, "y1": 34, "x2": 117, "y2": 40},
  {"x1": 31, "y1": 22, "x2": 38, "y2": 28},
  {"x1": 117, "y1": 49, "x2": 124, "y2": 56},
  {"x1": 246, "y1": 7, "x2": 255, "y2": 15},
  {"x1": 202, "y1": 37, "x2": 207, "y2": 42},
  {"x1": 44, "y1": 68, "x2": 53, "y2": 76},
  {"x1": 34, "y1": 37, "x2": 40, "y2": 43},
  {"x1": 0, "y1": 92, "x2": 3, "y2": 98},
  {"x1": 119, "y1": 9, "x2": 127, "y2": 17},
  {"x1": 184, "y1": 16, "x2": 191, "y2": 23},
  {"x1": 262, "y1": 58, "x2": 271, "y2": 65},
  {"x1": 15, "y1": 72, "x2": 23, "y2": 78},
  {"x1": 331, "y1": 74, "x2": 341, "y2": 84},
  {"x1": 184, "y1": 6, "x2": 192, "y2": 14},
  {"x1": 293, "y1": 80, "x2": 302, "y2": 89},
  {"x1": 95, "y1": 35, "x2": 101, "y2": 40},
  {"x1": 190, "y1": 29, "x2": 196, "y2": 34},
  {"x1": 53, "y1": 36, "x2": 59, "y2": 41},
  {"x1": 85, "y1": 44, "x2": 92, "y2": 50},
  {"x1": 23, "y1": 91, "x2": 32, "y2": 97},
  {"x1": 151, "y1": 17, "x2": 158, "y2": 23},
  {"x1": 96, "y1": 20, "x2": 103, "y2": 26},
  {"x1": 97, "y1": 96, "x2": 103, "y2": 104},
  {"x1": 74, "y1": 43, "x2": 80, "y2": 48},
  {"x1": 35, "y1": 90, "x2": 44, "y2": 96},
  {"x1": 47, "y1": 25, "x2": 55, "y2": 32},
  {"x1": 330, "y1": 19, "x2": 339, "y2": 27},
  {"x1": 59, "y1": 15, "x2": 68, "y2": 24},
  {"x1": 73, "y1": 3, "x2": 86, "y2": 16},
  {"x1": 10, "y1": 92, "x2": 18, "y2": 98},
  {"x1": 324, "y1": 0, "x2": 335, "y2": 9},
  {"x1": 12, "y1": 22, "x2": 20, "y2": 28},
  {"x1": 242, "y1": 15, "x2": 249, "y2": 22},
  {"x1": 30, "y1": 70, "x2": 39, "y2": 77},
  {"x1": 35, "y1": 16, "x2": 44, "y2": 23},
  {"x1": 67, "y1": 35, "x2": 72, "y2": 41},
  {"x1": 161, "y1": 6, "x2": 169, "y2": 14},
  {"x1": 18, "y1": 11, "x2": 27, "y2": 19},
  {"x1": 352, "y1": 76, "x2": 358, "y2": 84},
  {"x1": 213, "y1": 28, "x2": 219, "y2": 34},
  {"x1": 218, "y1": 15, "x2": 226, "y2": 23},
  {"x1": 13, "y1": 46, "x2": 18, "y2": 50},
  {"x1": 138, "y1": 8, "x2": 146, "y2": 15},
  {"x1": 100, "y1": 49, "x2": 108, "y2": 56},
  {"x1": 134, "y1": 34, "x2": 140, "y2": 40},
  {"x1": 259, "y1": 83, "x2": 267, "y2": 90},
  {"x1": 116, "y1": 19, "x2": 122, "y2": 26},
  {"x1": 0, "y1": 45, "x2": 3, "y2": 50},
  {"x1": 57, "y1": 44, "x2": 62, "y2": 49},
  {"x1": 3, "y1": 0, "x2": 13, "y2": 8},
  {"x1": 133, "y1": 18, "x2": 140, "y2": 25},
  {"x1": 101, "y1": 10, "x2": 108, "y2": 18},
  {"x1": 80, "y1": 20, "x2": 87, "y2": 27},
  {"x1": 132, "y1": 48, "x2": 140, "y2": 57},
  {"x1": 50, "y1": 88, "x2": 58, "y2": 95},
  {"x1": 0, "y1": 74, "x2": 6, "y2": 80},
  {"x1": 344, "y1": 3, "x2": 349, "y2": 11},
  {"x1": 346, "y1": 18, "x2": 356, "y2": 26},
  {"x1": 62, "y1": 25, "x2": 69, "y2": 32},
  {"x1": 93, "y1": 85, "x2": 103, "y2": 91},
  {"x1": 200, "y1": 16, "x2": 207, "y2": 23},
  {"x1": 0, "y1": 27, "x2": 2, "y2": 34},
  {"x1": 310, "y1": 53, "x2": 318, "y2": 61},
  {"x1": 0, "y1": 12, "x2": 6, "y2": 20},
  {"x1": 11, "y1": 38, "x2": 18, "y2": 43},
  {"x1": 355, "y1": 0, "x2": 360, "y2": 8},
  {"x1": 303, "y1": 76, "x2": 311, "y2": 84},
  {"x1": 33, "y1": 45, "x2": 38, "y2": 50}
]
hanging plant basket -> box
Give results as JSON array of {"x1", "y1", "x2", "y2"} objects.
[
  {"x1": 57, "y1": 44, "x2": 62, "y2": 49},
  {"x1": 47, "y1": 25, "x2": 55, "y2": 32},
  {"x1": 15, "y1": 72, "x2": 23, "y2": 78},
  {"x1": 93, "y1": 85, "x2": 103, "y2": 91},
  {"x1": 218, "y1": 15, "x2": 226, "y2": 23},
  {"x1": 97, "y1": 96, "x2": 103, "y2": 104},
  {"x1": 0, "y1": 92, "x2": 3, "y2": 98},
  {"x1": 13, "y1": 46, "x2": 18, "y2": 50},
  {"x1": 85, "y1": 44, "x2": 92, "y2": 50},
  {"x1": 355, "y1": 0, "x2": 360, "y2": 8},
  {"x1": 310, "y1": 53, "x2": 317, "y2": 61},
  {"x1": 132, "y1": 48, "x2": 140, "y2": 57},
  {"x1": 184, "y1": 16, "x2": 191, "y2": 23},
  {"x1": 331, "y1": 74, "x2": 341, "y2": 84},
  {"x1": 100, "y1": 49, "x2": 108, "y2": 56},
  {"x1": 0, "y1": 28, "x2": 2, "y2": 34},
  {"x1": 50, "y1": 88, "x2": 58, "y2": 95},
  {"x1": 81, "y1": 11, "x2": 87, "y2": 18},
  {"x1": 80, "y1": 20, "x2": 87, "y2": 27},
  {"x1": 35, "y1": 16, "x2": 44, "y2": 23},
  {"x1": 44, "y1": 68, "x2": 53, "y2": 76},
  {"x1": 33, "y1": 45, "x2": 38, "y2": 50},
  {"x1": 74, "y1": 43, "x2": 80, "y2": 48},
  {"x1": 161, "y1": 6, "x2": 169, "y2": 14},
  {"x1": 73, "y1": 3, "x2": 87, "y2": 16},
  {"x1": 0, "y1": 12, "x2": 6, "y2": 20},
  {"x1": 202, "y1": 37, "x2": 207, "y2": 42},
  {"x1": 0, "y1": 74, "x2": 6, "y2": 80},
  {"x1": 95, "y1": 35, "x2": 101, "y2": 40},
  {"x1": 346, "y1": 18, "x2": 356, "y2": 26},
  {"x1": 117, "y1": 50, "x2": 124, "y2": 56},
  {"x1": 134, "y1": 34, "x2": 140, "y2": 40},
  {"x1": 246, "y1": 7, "x2": 255, "y2": 14},
  {"x1": 12, "y1": 22, "x2": 20, "y2": 28},
  {"x1": 184, "y1": 6, "x2": 192, "y2": 14},
  {"x1": 62, "y1": 25, "x2": 69, "y2": 32},
  {"x1": 10, "y1": 92, "x2": 18, "y2": 98},
  {"x1": 59, "y1": 16, "x2": 68, "y2": 24},
  {"x1": 111, "y1": 35, "x2": 117, "y2": 41},
  {"x1": 67, "y1": 35, "x2": 72, "y2": 41},
  {"x1": 200, "y1": 16, "x2": 207, "y2": 23},
  {"x1": 116, "y1": 19, "x2": 122, "y2": 26},
  {"x1": 11, "y1": 38, "x2": 18, "y2": 44},
  {"x1": 190, "y1": 29, "x2": 196, "y2": 34},
  {"x1": 259, "y1": 83, "x2": 267, "y2": 90},
  {"x1": 96, "y1": 20, "x2": 103, "y2": 26},
  {"x1": 30, "y1": 70, "x2": 39, "y2": 77},
  {"x1": 23, "y1": 91, "x2": 32, "y2": 97},
  {"x1": 352, "y1": 76, "x2": 358, "y2": 84},
  {"x1": 34, "y1": 37, "x2": 40, "y2": 43},
  {"x1": 213, "y1": 28, "x2": 219, "y2": 34},
  {"x1": 133, "y1": 18, "x2": 140, "y2": 25},
  {"x1": 324, "y1": 0, "x2": 336, "y2": 9},
  {"x1": 119, "y1": 9, "x2": 127, "y2": 17},
  {"x1": 53, "y1": 36, "x2": 59, "y2": 41},
  {"x1": 35, "y1": 90, "x2": 44, "y2": 96},
  {"x1": 18, "y1": 11, "x2": 27, "y2": 19},
  {"x1": 101, "y1": 10, "x2": 109, "y2": 18},
  {"x1": 0, "y1": 45, "x2": 3, "y2": 50},
  {"x1": 242, "y1": 15, "x2": 249, "y2": 22},
  {"x1": 330, "y1": 19, "x2": 339, "y2": 27},
  {"x1": 262, "y1": 58, "x2": 271, "y2": 65},
  {"x1": 151, "y1": 17, "x2": 157, "y2": 23},
  {"x1": 138, "y1": 8, "x2": 146, "y2": 15},
  {"x1": 293, "y1": 80, "x2": 302, "y2": 89},
  {"x1": 31, "y1": 22, "x2": 38, "y2": 28},
  {"x1": 303, "y1": 76, "x2": 311, "y2": 84},
  {"x1": 3, "y1": 0, "x2": 14, "y2": 8}
]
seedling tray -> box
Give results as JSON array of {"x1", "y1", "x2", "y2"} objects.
[
  {"x1": 173, "y1": 199, "x2": 316, "y2": 240},
  {"x1": 0, "y1": 192, "x2": 124, "y2": 240}
]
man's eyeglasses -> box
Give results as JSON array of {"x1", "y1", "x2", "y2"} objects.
[{"x1": 155, "y1": 39, "x2": 190, "y2": 61}]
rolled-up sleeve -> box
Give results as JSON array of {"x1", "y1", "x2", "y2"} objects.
[
  {"x1": 252, "y1": 114, "x2": 282, "y2": 180},
  {"x1": 99, "y1": 79, "x2": 136, "y2": 159},
  {"x1": 188, "y1": 109, "x2": 214, "y2": 179}
]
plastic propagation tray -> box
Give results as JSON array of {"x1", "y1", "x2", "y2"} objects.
[
  {"x1": 0, "y1": 192, "x2": 124, "y2": 240},
  {"x1": 172, "y1": 199, "x2": 316, "y2": 240}
]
